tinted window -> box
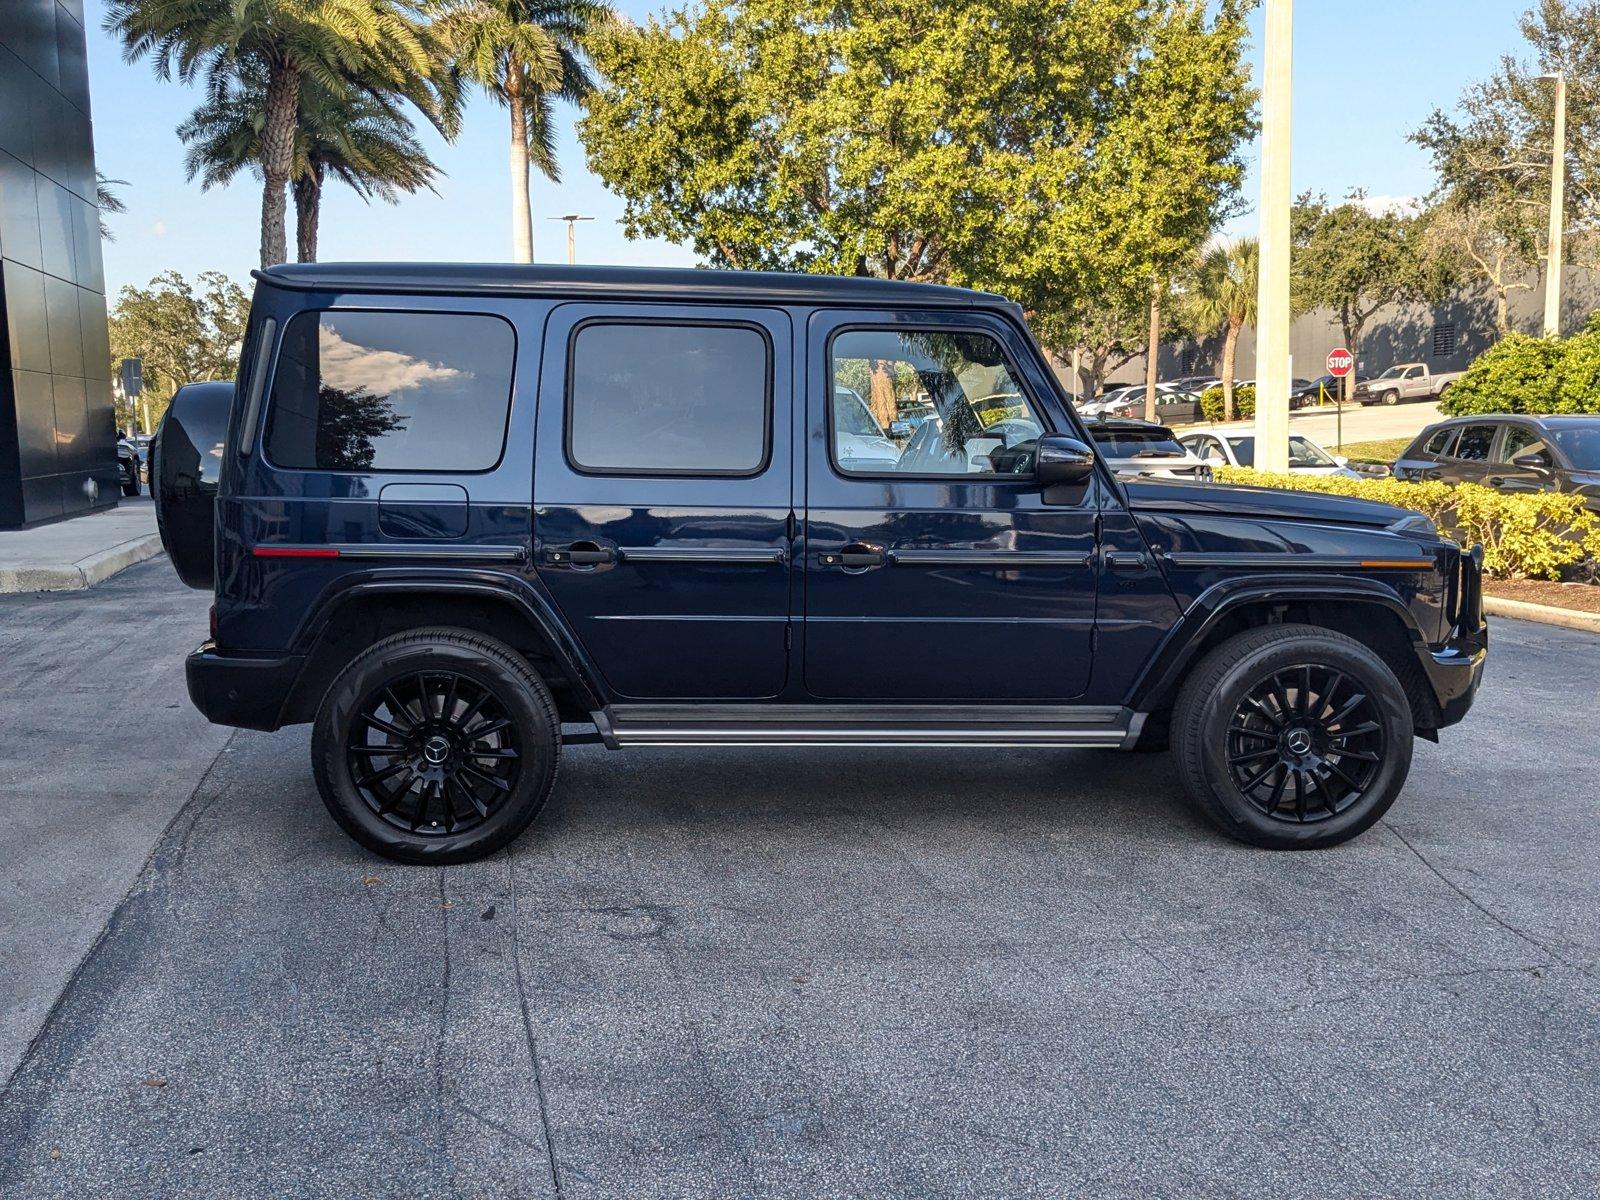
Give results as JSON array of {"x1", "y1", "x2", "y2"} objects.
[
  {"x1": 1422, "y1": 427, "x2": 1457, "y2": 456},
  {"x1": 1499, "y1": 425, "x2": 1549, "y2": 463},
  {"x1": 264, "y1": 310, "x2": 514, "y2": 472},
  {"x1": 568, "y1": 322, "x2": 769, "y2": 475},
  {"x1": 1090, "y1": 427, "x2": 1187, "y2": 458},
  {"x1": 1453, "y1": 424, "x2": 1496, "y2": 461},
  {"x1": 1550, "y1": 425, "x2": 1600, "y2": 470},
  {"x1": 830, "y1": 328, "x2": 1044, "y2": 476}
]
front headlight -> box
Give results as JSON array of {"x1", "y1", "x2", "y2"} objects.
[{"x1": 1386, "y1": 513, "x2": 1437, "y2": 539}]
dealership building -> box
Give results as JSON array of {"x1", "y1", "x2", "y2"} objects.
[{"x1": 0, "y1": 0, "x2": 115, "y2": 528}]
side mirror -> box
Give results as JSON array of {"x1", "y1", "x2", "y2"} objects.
[
  {"x1": 1036, "y1": 434, "x2": 1096, "y2": 487},
  {"x1": 1512, "y1": 451, "x2": 1552, "y2": 470}
]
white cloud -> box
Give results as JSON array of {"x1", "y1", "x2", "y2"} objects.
[
  {"x1": 318, "y1": 326, "x2": 464, "y2": 395},
  {"x1": 151, "y1": 220, "x2": 167, "y2": 238},
  {"x1": 1353, "y1": 194, "x2": 1421, "y2": 217}
]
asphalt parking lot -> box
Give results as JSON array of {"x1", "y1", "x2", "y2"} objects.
[{"x1": 1, "y1": 559, "x2": 1597, "y2": 1198}]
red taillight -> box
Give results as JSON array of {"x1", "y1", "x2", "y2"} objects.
[{"x1": 251, "y1": 546, "x2": 341, "y2": 558}]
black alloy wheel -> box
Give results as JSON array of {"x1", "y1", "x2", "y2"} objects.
[
  {"x1": 1172, "y1": 623, "x2": 1413, "y2": 849},
  {"x1": 1224, "y1": 664, "x2": 1384, "y2": 823},
  {"x1": 346, "y1": 669, "x2": 522, "y2": 837},
  {"x1": 313, "y1": 628, "x2": 560, "y2": 864}
]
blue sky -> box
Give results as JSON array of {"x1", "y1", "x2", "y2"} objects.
[{"x1": 86, "y1": 0, "x2": 1530, "y2": 298}]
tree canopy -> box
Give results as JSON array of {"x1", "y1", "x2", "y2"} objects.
[
  {"x1": 108, "y1": 271, "x2": 251, "y2": 426},
  {"x1": 580, "y1": 0, "x2": 1255, "y2": 330}
]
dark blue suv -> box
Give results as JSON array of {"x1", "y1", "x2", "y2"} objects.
[{"x1": 152, "y1": 264, "x2": 1486, "y2": 863}]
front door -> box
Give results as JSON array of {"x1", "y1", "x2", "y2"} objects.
[
  {"x1": 802, "y1": 310, "x2": 1098, "y2": 700},
  {"x1": 533, "y1": 303, "x2": 793, "y2": 700}
]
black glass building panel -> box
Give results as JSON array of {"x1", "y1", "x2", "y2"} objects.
[{"x1": 0, "y1": 2, "x2": 110, "y2": 527}]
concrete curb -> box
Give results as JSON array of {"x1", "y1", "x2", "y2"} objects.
[
  {"x1": 1485, "y1": 594, "x2": 1600, "y2": 634},
  {"x1": 0, "y1": 534, "x2": 164, "y2": 594}
]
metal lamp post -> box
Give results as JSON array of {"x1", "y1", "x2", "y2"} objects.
[{"x1": 548, "y1": 214, "x2": 595, "y2": 265}]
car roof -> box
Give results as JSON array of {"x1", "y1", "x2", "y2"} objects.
[
  {"x1": 1083, "y1": 418, "x2": 1172, "y2": 432},
  {"x1": 1425, "y1": 413, "x2": 1600, "y2": 428},
  {"x1": 255, "y1": 262, "x2": 1016, "y2": 311}
]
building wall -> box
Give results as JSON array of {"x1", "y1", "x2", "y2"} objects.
[{"x1": 0, "y1": 0, "x2": 114, "y2": 528}]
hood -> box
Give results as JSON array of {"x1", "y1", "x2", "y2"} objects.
[{"x1": 1121, "y1": 477, "x2": 1411, "y2": 528}]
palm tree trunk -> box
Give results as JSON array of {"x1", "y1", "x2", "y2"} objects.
[
  {"x1": 1144, "y1": 290, "x2": 1161, "y2": 423},
  {"x1": 293, "y1": 165, "x2": 322, "y2": 263},
  {"x1": 507, "y1": 66, "x2": 534, "y2": 264},
  {"x1": 259, "y1": 62, "x2": 301, "y2": 268},
  {"x1": 1221, "y1": 315, "x2": 1242, "y2": 422}
]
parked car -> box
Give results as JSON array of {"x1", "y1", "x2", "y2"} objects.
[
  {"x1": 116, "y1": 437, "x2": 140, "y2": 496},
  {"x1": 1392, "y1": 414, "x2": 1600, "y2": 509},
  {"x1": 831, "y1": 385, "x2": 902, "y2": 471},
  {"x1": 1355, "y1": 363, "x2": 1463, "y2": 407},
  {"x1": 154, "y1": 262, "x2": 1486, "y2": 863},
  {"x1": 1179, "y1": 432, "x2": 1361, "y2": 477},
  {"x1": 1292, "y1": 374, "x2": 1371, "y2": 408},
  {"x1": 888, "y1": 403, "x2": 937, "y2": 439},
  {"x1": 1083, "y1": 418, "x2": 1212, "y2": 480},
  {"x1": 1086, "y1": 384, "x2": 1201, "y2": 424}
]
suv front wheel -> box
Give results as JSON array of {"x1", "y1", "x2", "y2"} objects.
[
  {"x1": 1171, "y1": 624, "x2": 1414, "y2": 848},
  {"x1": 312, "y1": 628, "x2": 560, "y2": 864}
]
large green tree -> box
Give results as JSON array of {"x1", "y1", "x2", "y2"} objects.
[
  {"x1": 177, "y1": 62, "x2": 441, "y2": 262},
  {"x1": 431, "y1": 0, "x2": 614, "y2": 263},
  {"x1": 108, "y1": 271, "x2": 251, "y2": 429},
  {"x1": 107, "y1": 0, "x2": 446, "y2": 268},
  {"x1": 1291, "y1": 193, "x2": 1448, "y2": 394},
  {"x1": 580, "y1": 0, "x2": 1255, "y2": 319}
]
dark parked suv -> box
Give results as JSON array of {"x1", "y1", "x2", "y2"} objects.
[
  {"x1": 152, "y1": 264, "x2": 1486, "y2": 863},
  {"x1": 1393, "y1": 414, "x2": 1600, "y2": 509}
]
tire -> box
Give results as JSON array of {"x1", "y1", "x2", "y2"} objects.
[
  {"x1": 312, "y1": 627, "x2": 560, "y2": 864},
  {"x1": 1382, "y1": 389, "x2": 1400, "y2": 406},
  {"x1": 1170, "y1": 623, "x2": 1414, "y2": 849},
  {"x1": 121, "y1": 466, "x2": 139, "y2": 497}
]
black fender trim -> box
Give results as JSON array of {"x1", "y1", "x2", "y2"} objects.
[
  {"x1": 1125, "y1": 575, "x2": 1434, "y2": 716},
  {"x1": 286, "y1": 569, "x2": 607, "y2": 714}
]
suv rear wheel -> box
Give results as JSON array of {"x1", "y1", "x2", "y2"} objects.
[
  {"x1": 311, "y1": 628, "x2": 560, "y2": 864},
  {"x1": 1171, "y1": 624, "x2": 1413, "y2": 848}
]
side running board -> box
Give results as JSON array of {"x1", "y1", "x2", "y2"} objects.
[{"x1": 589, "y1": 705, "x2": 1144, "y2": 749}]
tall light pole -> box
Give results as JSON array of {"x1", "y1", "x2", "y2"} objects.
[
  {"x1": 1542, "y1": 72, "x2": 1567, "y2": 338},
  {"x1": 1252, "y1": 0, "x2": 1294, "y2": 473},
  {"x1": 549, "y1": 214, "x2": 595, "y2": 265}
]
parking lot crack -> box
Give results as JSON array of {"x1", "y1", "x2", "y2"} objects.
[
  {"x1": 1382, "y1": 820, "x2": 1574, "y2": 967},
  {"x1": 505, "y1": 852, "x2": 567, "y2": 1200}
]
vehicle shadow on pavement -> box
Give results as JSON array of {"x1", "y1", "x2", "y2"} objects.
[{"x1": 2, "y1": 680, "x2": 1597, "y2": 1198}]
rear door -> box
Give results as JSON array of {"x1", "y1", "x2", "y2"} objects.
[
  {"x1": 532, "y1": 305, "x2": 794, "y2": 700},
  {"x1": 802, "y1": 309, "x2": 1098, "y2": 701},
  {"x1": 1442, "y1": 421, "x2": 1498, "y2": 485}
]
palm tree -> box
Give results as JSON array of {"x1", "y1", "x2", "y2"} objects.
[
  {"x1": 1186, "y1": 238, "x2": 1259, "y2": 422},
  {"x1": 96, "y1": 174, "x2": 129, "y2": 240},
  {"x1": 431, "y1": 0, "x2": 613, "y2": 263},
  {"x1": 178, "y1": 66, "x2": 441, "y2": 262},
  {"x1": 106, "y1": 0, "x2": 444, "y2": 267}
]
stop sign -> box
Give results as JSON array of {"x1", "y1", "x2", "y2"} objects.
[{"x1": 1327, "y1": 347, "x2": 1354, "y2": 377}]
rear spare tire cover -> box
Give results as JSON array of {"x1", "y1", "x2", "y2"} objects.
[{"x1": 153, "y1": 381, "x2": 234, "y2": 589}]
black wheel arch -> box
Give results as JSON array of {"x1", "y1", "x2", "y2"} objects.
[
  {"x1": 281, "y1": 576, "x2": 605, "y2": 727},
  {"x1": 1128, "y1": 580, "x2": 1445, "y2": 736}
]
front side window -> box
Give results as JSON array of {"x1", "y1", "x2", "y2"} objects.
[
  {"x1": 567, "y1": 322, "x2": 769, "y2": 475},
  {"x1": 1454, "y1": 424, "x2": 1497, "y2": 461},
  {"x1": 830, "y1": 328, "x2": 1044, "y2": 476},
  {"x1": 264, "y1": 310, "x2": 514, "y2": 472},
  {"x1": 1499, "y1": 425, "x2": 1549, "y2": 464}
]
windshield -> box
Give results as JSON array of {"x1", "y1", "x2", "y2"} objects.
[
  {"x1": 1091, "y1": 428, "x2": 1187, "y2": 458},
  {"x1": 1376, "y1": 365, "x2": 1407, "y2": 379},
  {"x1": 834, "y1": 388, "x2": 885, "y2": 438},
  {"x1": 1225, "y1": 436, "x2": 1338, "y2": 468},
  {"x1": 1550, "y1": 426, "x2": 1600, "y2": 471}
]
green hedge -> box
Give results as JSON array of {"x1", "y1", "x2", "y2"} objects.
[
  {"x1": 1440, "y1": 311, "x2": 1600, "y2": 416},
  {"x1": 1212, "y1": 466, "x2": 1600, "y2": 581},
  {"x1": 1198, "y1": 382, "x2": 1255, "y2": 422}
]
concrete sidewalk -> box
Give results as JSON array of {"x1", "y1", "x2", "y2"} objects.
[{"x1": 0, "y1": 498, "x2": 163, "y2": 593}]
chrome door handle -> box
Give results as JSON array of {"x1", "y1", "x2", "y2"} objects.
[{"x1": 819, "y1": 543, "x2": 886, "y2": 569}]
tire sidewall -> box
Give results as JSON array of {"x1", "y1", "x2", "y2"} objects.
[
  {"x1": 312, "y1": 636, "x2": 558, "y2": 864},
  {"x1": 1193, "y1": 635, "x2": 1413, "y2": 848}
]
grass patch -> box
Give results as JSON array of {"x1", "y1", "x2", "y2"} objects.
[{"x1": 1332, "y1": 437, "x2": 1412, "y2": 464}]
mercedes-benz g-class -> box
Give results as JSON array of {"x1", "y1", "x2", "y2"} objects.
[{"x1": 152, "y1": 264, "x2": 1486, "y2": 863}]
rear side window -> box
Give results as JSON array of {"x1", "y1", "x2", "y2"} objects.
[
  {"x1": 1421, "y1": 427, "x2": 1458, "y2": 456},
  {"x1": 264, "y1": 310, "x2": 515, "y2": 472},
  {"x1": 1453, "y1": 424, "x2": 1497, "y2": 461},
  {"x1": 566, "y1": 321, "x2": 770, "y2": 475}
]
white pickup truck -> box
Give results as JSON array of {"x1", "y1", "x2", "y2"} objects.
[{"x1": 1354, "y1": 362, "x2": 1464, "y2": 406}]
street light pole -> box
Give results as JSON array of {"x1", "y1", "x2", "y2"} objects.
[
  {"x1": 548, "y1": 214, "x2": 595, "y2": 265},
  {"x1": 1252, "y1": 0, "x2": 1294, "y2": 473},
  {"x1": 1542, "y1": 72, "x2": 1567, "y2": 338}
]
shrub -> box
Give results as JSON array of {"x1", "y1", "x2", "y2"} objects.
[
  {"x1": 1438, "y1": 332, "x2": 1564, "y2": 416},
  {"x1": 1212, "y1": 466, "x2": 1600, "y2": 580},
  {"x1": 1554, "y1": 311, "x2": 1600, "y2": 414},
  {"x1": 1198, "y1": 382, "x2": 1255, "y2": 422}
]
